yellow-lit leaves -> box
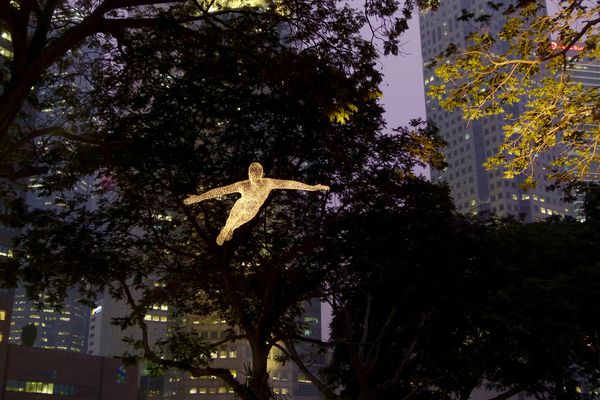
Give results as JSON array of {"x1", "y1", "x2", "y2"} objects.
[{"x1": 328, "y1": 103, "x2": 359, "y2": 125}]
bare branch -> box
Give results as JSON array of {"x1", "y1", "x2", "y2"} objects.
[{"x1": 276, "y1": 340, "x2": 339, "y2": 400}]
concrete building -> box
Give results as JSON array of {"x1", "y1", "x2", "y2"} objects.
[
  {"x1": 87, "y1": 293, "x2": 169, "y2": 358},
  {"x1": 419, "y1": 2, "x2": 573, "y2": 221},
  {"x1": 0, "y1": 285, "x2": 136, "y2": 400},
  {"x1": 0, "y1": 344, "x2": 138, "y2": 399}
]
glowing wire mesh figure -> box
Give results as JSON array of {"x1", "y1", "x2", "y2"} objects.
[{"x1": 184, "y1": 162, "x2": 330, "y2": 245}]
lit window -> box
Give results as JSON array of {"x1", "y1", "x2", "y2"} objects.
[
  {"x1": 190, "y1": 388, "x2": 197, "y2": 394},
  {"x1": 229, "y1": 351, "x2": 238, "y2": 358},
  {"x1": 144, "y1": 314, "x2": 152, "y2": 321},
  {"x1": 160, "y1": 305, "x2": 168, "y2": 311},
  {"x1": 0, "y1": 310, "x2": 5, "y2": 320},
  {"x1": 152, "y1": 315, "x2": 160, "y2": 322},
  {"x1": 160, "y1": 316, "x2": 167, "y2": 322},
  {"x1": 219, "y1": 351, "x2": 227, "y2": 359},
  {"x1": 230, "y1": 370, "x2": 237, "y2": 378},
  {"x1": 199, "y1": 388, "x2": 207, "y2": 394},
  {"x1": 511, "y1": 194, "x2": 518, "y2": 200},
  {"x1": 218, "y1": 387, "x2": 227, "y2": 394},
  {"x1": 541, "y1": 207, "x2": 546, "y2": 214}
]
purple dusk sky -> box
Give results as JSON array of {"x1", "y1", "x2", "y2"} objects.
[
  {"x1": 380, "y1": 18, "x2": 426, "y2": 131},
  {"x1": 321, "y1": 19, "x2": 427, "y2": 338}
]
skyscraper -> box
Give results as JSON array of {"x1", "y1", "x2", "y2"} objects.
[
  {"x1": 419, "y1": 2, "x2": 573, "y2": 221},
  {"x1": 566, "y1": 47, "x2": 600, "y2": 183},
  {"x1": 8, "y1": 178, "x2": 94, "y2": 352}
]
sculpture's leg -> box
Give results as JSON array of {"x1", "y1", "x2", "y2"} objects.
[
  {"x1": 215, "y1": 199, "x2": 262, "y2": 245},
  {"x1": 216, "y1": 228, "x2": 229, "y2": 245}
]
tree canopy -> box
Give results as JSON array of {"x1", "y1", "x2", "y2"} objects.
[
  {"x1": 0, "y1": 0, "x2": 439, "y2": 181},
  {"x1": 0, "y1": 13, "x2": 444, "y2": 400},
  {"x1": 427, "y1": 0, "x2": 599, "y2": 187},
  {"x1": 322, "y1": 185, "x2": 600, "y2": 400}
]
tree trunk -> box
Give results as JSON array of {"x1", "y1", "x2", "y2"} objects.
[
  {"x1": 248, "y1": 334, "x2": 272, "y2": 400},
  {"x1": 0, "y1": 83, "x2": 31, "y2": 142}
]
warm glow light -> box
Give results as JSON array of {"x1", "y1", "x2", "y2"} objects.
[
  {"x1": 184, "y1": 162, "x2": 329, "y2": 245},
  {"x1": 551, "y1": 41, "x2": 584, "y2": 52}
]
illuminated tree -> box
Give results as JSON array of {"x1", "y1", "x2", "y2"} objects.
[{"x1": 428, "y1": 0, "x2": 600, "y2": 187}]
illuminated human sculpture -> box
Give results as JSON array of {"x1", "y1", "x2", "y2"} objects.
[{"x1": 184, "y1": 162, "x2": 330, "y2": 245}]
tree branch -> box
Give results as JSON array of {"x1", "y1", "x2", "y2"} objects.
[
  {"x1": 276, "y1": 340, "x2": 339, "y2": 400},
  {"x1": 118, "y1": 280, "x2": 250, "y2": 398},
  {"x1": 485, "y1": 385, "x2": 526, "y2": 400},
  {"x1": 540, "y1": 17, "x2": 600, "y2": 63},
  {"x1": 0, "y1": 126, "x2": 132, "y2": 168}
]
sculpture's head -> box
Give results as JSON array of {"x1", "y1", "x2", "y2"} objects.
[{"x1": 248, "y1": 162, "x2": 264, "y2": 183}]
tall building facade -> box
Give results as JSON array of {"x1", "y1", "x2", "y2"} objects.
[
  {"x1": 566, "y1": 48, "x2": 600, "y2": 183},
  {"x1": 8, "y1": 287, "x2": 89, "y2": 352},
  {"x1": 88, "y1": 289, "x2": 324, "y2": 400},
  {"x1": 162, "y1": 300, "x2": 324, "y2": 400},
  {"x1": 419, "y1": 2, "x2": 573, "y2": 221},
  {"x1": 7, "y1": 178, "x2": 95, "y2": 352}
]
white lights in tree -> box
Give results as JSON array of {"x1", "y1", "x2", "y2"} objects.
[{"x1": 184, "y1": 163, "x2": 329, "y2": 245}]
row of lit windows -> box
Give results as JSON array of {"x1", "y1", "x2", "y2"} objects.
[
  {"x1": 210, "y1": 350, "x2": 238, "y2": 359},
  {"x1": 191, "y1": 370, "x2": 237, "y2": 380},
  {"x1": 188, "y1": 318, "x2": 228, "y2": 325},
  {"x1": 6, "y1": 380, "x2": 74, "y2": 395},
  {"x1": 144, "y1": 314, "x2": 168, "y2": 322},
  {"x1": 190, "y1": 387, "x2": 234, "y2": 394}
]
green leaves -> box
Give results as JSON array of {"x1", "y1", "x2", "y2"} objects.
[{"x1": 429, "y1": 0, "x2": 600, "y2": 186}]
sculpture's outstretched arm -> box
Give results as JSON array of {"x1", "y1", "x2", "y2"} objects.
[
  {"x1": 183, "y1": 183, "x2": 242, "y2": 205},
  {"x1": 269, "y1": 179, "x2": 330, "y2": 192}
]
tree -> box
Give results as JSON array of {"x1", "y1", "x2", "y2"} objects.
[
  {"x1": 427, "y1": 0, "x2": 600, "y2": 187},
  {"x1": 1, "y1": 16, "x2": 444, "y2": 400},
  {"x1": 0, "y1": 0, "x2": 437, "y2": 180},
  {"x1": 321, "y1": 186, "x2": 600, "y2": 400},
  {"x1": 20, "y1": 323, "x2": 37, "y2": 346}
]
